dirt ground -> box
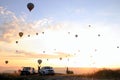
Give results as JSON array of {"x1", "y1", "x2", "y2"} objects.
[
  {"x1": 18, "y1": 74, "x2": 117, "y2": 80},
  {"x1": 0, "y1": 74, "x2": 118, "y2": 80}
]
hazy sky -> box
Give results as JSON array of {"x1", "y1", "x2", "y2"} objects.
[{"x1": 0, "y1": 0, "x2": 120, "y2": 71}]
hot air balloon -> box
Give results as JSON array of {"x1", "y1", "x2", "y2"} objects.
[
  {"x1": 54, "y1": 49, "x2": 56, "y2": 51},
  {"x1": 98, "y1": 34, "x2": 100, "y2": 37},
  {"x1": 5, "y1": 60, "x2": 8, "y2": 64},
  {"x1": 19, "y1": 32, "x2": 23, "y2": 37},
  {"x1": 59, "y1": 57, "x2": 62, "y2": 60},
  {"x1": 16, "y1": 50, "x2": 18, "y2": 53},
  {"x1": 67, "y1": 58, "x2": 69, "y2": 61},
  {"x1": 16, "y1": 41, "x2": 18, "y2": 44},
  {"x1": 38, "y1": 59, "x2": 42, "y2": 65},
  {"x1": 75, "y1": 34, "x2": 78, "y2": 38},
  {"x1": 43, "y1": 51, "x2": 45, "y2": 53},
  {"x1": 42, "y1": 32, "x2": 44, "y2": 34},
  {"x1": 117, "y1": 46, "x2": 119, "y2": 48},
  {"x1": 78, "y1": 50, "x2": 80, "y2": 52},
  {"x1": 28, "y1": 35, "x2": 30, "y2": 37},
  {"x1": 74, "y1": 53, "x2": 76, "y2": 55},
  {"x1": 36, "y1": 33, "x2": 38, "y2": 35},
  {"x1": 27, "y1": 3, "x2": 34, "y2": 12},
  {"x1": 68, "y1": 32, "x2": 70, "y2": 34},
  {"x1": 94, "y1": 49, "x2": 97, "y2": 52},
  {"x1": 89, "y1": 25, "x2": 91, "y2": 27}
]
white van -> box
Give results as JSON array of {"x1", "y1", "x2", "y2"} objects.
[{"x1": 39, "y1": 66, "x2": 55, "y2": 75}]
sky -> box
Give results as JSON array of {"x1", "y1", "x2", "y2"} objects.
[{"x1": 0, "y1": 0, "x2": 120, "y2": 72}]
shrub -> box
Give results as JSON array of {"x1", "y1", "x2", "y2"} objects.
[{"x1": 93, "y1": 69, "x2": 120, "y2": 79}]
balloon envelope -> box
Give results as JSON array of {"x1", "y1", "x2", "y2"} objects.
[
  {"x1": 89, "y1": 25, "x2": 91, "y2": 27},
  {"x1": 28, "y1": 35, "x2": 30, "y2": 37},
  {"x1": 16, "y1": 41, "x2": 18, "y2": 44},
  {"x1": 5, "y1": 60, "x2": 8, "y2": 64},
  {"x1": 75, "y1": 34, "x2": 78, "y2": 37},
  {"x1": 94, "y1": 49, "x2": 97, "y2": 52},
  {"x1": 59, "y1": 57, "x2": 62, "y2": 60},
  {"x1": 27, "y1": 3, "x2": 34, "y2": 11},
  {"x1": 43, "y1": 51, "x2": 45, "y2": 53},
  {"x1": 36, "y1": 33, "x2": 38, "y2": 35},
  {"x1": 117, "y1": 46, "x2": 119, "y2": 48},
  {"x1": 68, "y1": 32, "x2": 70, "y2": 34},
  {"x1": 42, "y1": 32, "x2": 44, "y2": 34},
  {"x1": 19, "y1": 32, "x2": 23, "y2": 37},
  {"x1": 98, "y1": 34, "x2": 100, "y2": 37},
  {"x1": 38, "y1": 59, "x2": 42, "y2": 64}
]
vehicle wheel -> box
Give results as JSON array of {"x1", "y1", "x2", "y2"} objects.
[
  {"x1": 20, "y1": 71, "x2": 27, "y2": 76},
  {"x1": 42, "y1": 71, "x2": 45, "y2": 76}
]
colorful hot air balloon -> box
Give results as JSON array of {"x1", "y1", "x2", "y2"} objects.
[
  {"x1": 27, "y1": 3, "x2": 34, "y2": 12},
  {"x1": 19, "y1": 32, "x2": 23, "y2": 37}
]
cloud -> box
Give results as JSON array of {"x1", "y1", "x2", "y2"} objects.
[
  {"x1": 1, "y1": 6, "x2": 84, "y2": 44},
  {"x1": 0, "y1": 7, "x2": 15, "y2": 17},
  {"x1": 6, "y1": 50, "x2": 73, "y2": 59},
  {"x1": 0, "y1": 7, "x2": 26, "y2": 42},
  {"x1": 0, "y1": 6, "x2": 76, "y2": 59},
  {"x1": 0, "y1": 6, "x2": 56, "y2": 43}
]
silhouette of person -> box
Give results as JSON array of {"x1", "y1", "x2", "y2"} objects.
[{"x1": 38, "y1": 65, "x2": 41, "y2": 73}]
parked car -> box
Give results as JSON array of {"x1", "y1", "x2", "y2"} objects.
[
  {"x1": 20, "y1": 67, "x2": 35, "y2": 76},
  {"x1": 39, "y1": 66, "x2": 55, "y2": 75}
]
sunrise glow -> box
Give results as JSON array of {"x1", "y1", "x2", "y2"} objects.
[{"x1": 0, "y1": 0, "x2": 120, "y2": 73}]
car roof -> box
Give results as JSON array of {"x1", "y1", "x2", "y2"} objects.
[{"x1": 42, "y1": 66, "x2": 53, "y2": 68}]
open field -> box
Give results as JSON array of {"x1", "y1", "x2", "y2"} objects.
[
  {"x1": 0, "y1": 69, "x2": 120, "y2": 80},
  {"x1": 0, "y1": 74, "x2": 119, "y2": 80}
]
